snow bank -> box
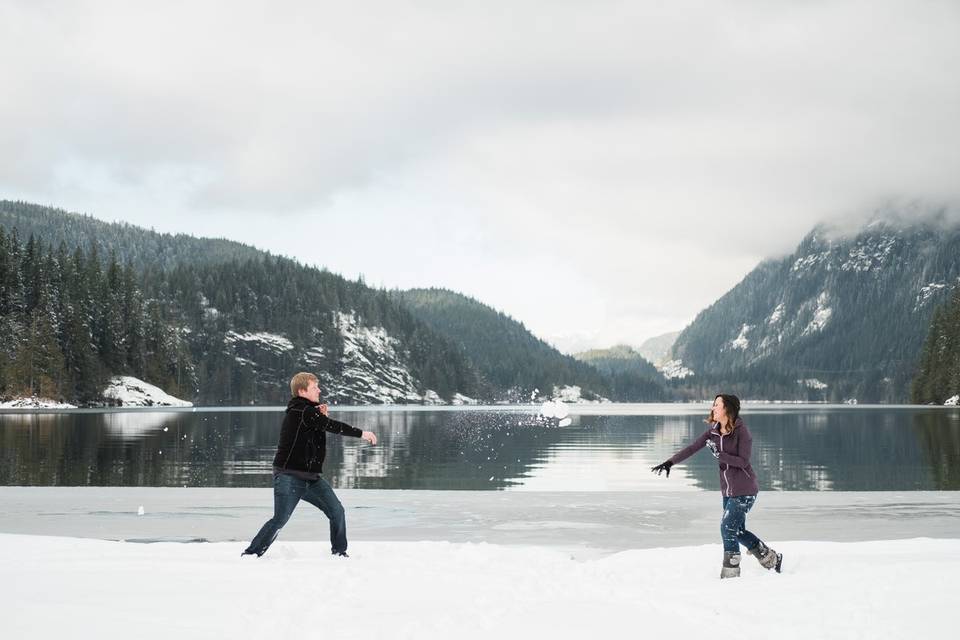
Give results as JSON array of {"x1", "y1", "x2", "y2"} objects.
[
  {"x1": 0, "y1": 534, "x2": 955, "y2": 639},
  {"x1": 0, "y1": 396, "x2": 77, "y2": 409},
  {"x1": 421, "y1": 389, "x2": 445, "y2": 405},
  {"x1": 102, "y1": 376, "x2": 192, "y2": 407},
  {"x1": 551, "y1": 385, "x2": 608, "y2": 403},
  {"x1": 452, "y1": 393, "x2": 479, "y2": 405}
]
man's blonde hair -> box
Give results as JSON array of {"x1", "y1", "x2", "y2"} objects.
[{"x1": 290, "y1": 372, "x2": 319, "y2": 397}]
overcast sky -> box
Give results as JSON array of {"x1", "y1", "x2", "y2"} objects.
[{"x1": 2, "y1": 1, "x2": 959, "y2": 353}]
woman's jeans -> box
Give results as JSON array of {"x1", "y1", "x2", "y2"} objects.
[
  {"x1": 246, "y1": 473, "x2": 347, "y2": 556},
  {"x1": 721, "y1": 495, "x2": 760, "y2": 554}
]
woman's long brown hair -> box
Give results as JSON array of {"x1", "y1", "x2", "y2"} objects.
[{"x1": 706, "y1": 394, "x2": 741, "y2": 434}]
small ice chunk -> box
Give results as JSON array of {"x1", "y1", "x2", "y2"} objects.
[
  {"x1": 558, "y1": 417, "x2": 572, "y2": 427},
  {"x1": 540, "y1": 401, "x2": 557, "y2": 418},
  {"x1": 552, "y1": 402, "x2": 569, "y2": 420},
  {"x1": 540, "y1": 400, "x2": 569, "y2": 420},
  {"x1": 137, "y1": 506, "x2": 145, "y2": 516}
]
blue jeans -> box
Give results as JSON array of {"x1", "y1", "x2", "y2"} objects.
[
  {"x1": 721, "y1": 495, "x2": 760, "y2": 554},
  {"x1": 246, "y1": 473, "x2": 347, "y2": 556}
]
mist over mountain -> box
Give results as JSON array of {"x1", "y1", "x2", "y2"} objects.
[{"x1": 636, "y1": 332, "x2": 680, "y2": 367}]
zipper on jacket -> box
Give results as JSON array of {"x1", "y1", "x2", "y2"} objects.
[
  {"x1": 282, "y1": 411, "x2": 305, "y2": 470},
  {"x1": 720, "y1": 433, "x2": 730, "y2": 497}
]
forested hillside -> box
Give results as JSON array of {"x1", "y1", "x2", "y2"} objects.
[
  {"x1": 573, "y1": 345, "x2": 667, "y2": 401},
  {"x1": 394, "y1": 289, "x2": 666, "y2": 401},
  {"x1": 0, "y1": 201, "x2": 482, "y2": 404}
]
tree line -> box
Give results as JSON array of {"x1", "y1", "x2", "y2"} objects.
[
  {"x1": 912, "y1": 286, "x2": 960, "y2": 404},
  {"x1": 0, "y1": 227, "x2": 189, "y2": 403}
]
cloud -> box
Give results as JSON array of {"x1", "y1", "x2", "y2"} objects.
[{"x1": 2, "y1": 0, "x2": 959, "y2": 350}]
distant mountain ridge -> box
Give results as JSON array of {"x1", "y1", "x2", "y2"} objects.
[
  {"x1": 573, "y1": 344, "x2": 659, "y2": 377},
  {"x1": 637, "y1": 332, "x2": 680, "y2": 366},
  {"x1": 669, "y1": 214, "x2": 960, "y2": 402}
]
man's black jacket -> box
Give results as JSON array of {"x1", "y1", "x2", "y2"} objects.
[{"x1": 273, "y1": 396, "x2": 362, "y2": 474}]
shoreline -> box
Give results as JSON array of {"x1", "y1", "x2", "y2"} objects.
[
  {"x1": 3, "y1": 401, "x2": 959, "y2": 415},
  {"x1": 2, "y1": 487, "x2": 958, "y2": 552}
]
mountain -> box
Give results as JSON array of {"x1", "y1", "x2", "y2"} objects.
[
  {"x1": 0, "y1": 200, "x2": 484, "y2": 405},
  {"x1": 572, "y1": 344, "x2": 667, "y2": 401},
  {"x1": 669, "y1": 215, "x2": 960, "y2": 402},
  {"x1": 394, "y1": 288, "x2": 666, "y2": 401},
  {"x1": 573, "y1": 344, "x2": 660, "y2": 378},
  {"x1": 637, "y1": 331, "x2": 680, "y2": 366}
]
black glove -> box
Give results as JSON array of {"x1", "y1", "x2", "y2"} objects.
[
  {"x1": 705, "y1": 440, "x2": 720, "y2": 459},
  {"x1": 651, "y1": 460, "x2": 673, "y2": 477}
]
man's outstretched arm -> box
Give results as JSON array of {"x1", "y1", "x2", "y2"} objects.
[{"x1": 313, "y1": 404, "x2": 376, "y2": 443}]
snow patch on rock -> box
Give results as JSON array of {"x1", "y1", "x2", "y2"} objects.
[
  {"x1": 791, "y1": 251, "x2": 831, "y2": 273},
  {"x1": 658, "y1": 359, "x2": 694, "y2": 380},
  {"x1": 421, "y1": 390, "x2": 445, "y2": 405},
  {"x1": 802, "y1": 293, "x2": 832, "y2": 336},
  {"x1": 767, "y1": 303, "x2": 785, "y2": 325},
  {"x1": 300, "y1": 346, "x2": 325, "y2": 367},
  {"x1": 915, "y1": 282, "x2": 948, "y2": 311},
  {"x1": 840, "y1": 236, "x2": 896, "y2": 272},
  {"x1": 945, "y1": 395, "x2": 959, "y2": 406},
  {"x1": 550, "y1": 385, "x2": 608, "y2": 404},
  {"x1": 223, "y1": 331, "x2": 294, "y2": 354},
  {"x1": 797, "y1": 378, "x2": 829, "y2": 390},
  {"x1": 102, "y1": 376, "x2": 192, "y2": 407},
  {"x1": 729, "y1": 324, "x2": 752, "y2": 350}
]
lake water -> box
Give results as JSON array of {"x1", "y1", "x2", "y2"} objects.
[{"x1": 1, "y1": 404, "x2": 958, "y2": 491}]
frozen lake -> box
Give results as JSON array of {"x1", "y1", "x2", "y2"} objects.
[
  {"x1": 1, "y1": 403, "x2": 959, "y2": 490},
  {"x1": 1, "y1": 487, "x2": 958, "y2": 551}
]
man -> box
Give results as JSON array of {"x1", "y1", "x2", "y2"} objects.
[{"x1": 243, "y1": 372, "x2": 377, "y2": 557}]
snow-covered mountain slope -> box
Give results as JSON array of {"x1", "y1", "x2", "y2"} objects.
[
  {"x1": 670, "y1": 216, "x2": 960, "y2": 401},
  {"x1": 328, "y1": 312, "x2": 427, "y2": 404}
]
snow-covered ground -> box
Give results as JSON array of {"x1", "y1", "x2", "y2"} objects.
[
  {"x1": 102, "y1": 376, "x2": 192, "y2": 407},
  {"x1": 1, "y1": 488, "x2": 958, "y2": 638},
  {"x1": 1, "y1": 534, "x2": 955, "y2": 639}
]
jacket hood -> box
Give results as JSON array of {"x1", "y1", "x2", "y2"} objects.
[
  {"x1": 711, "y1": 416, "x2": 745, "y2": 434},
  {"x1": 286, "y1": 396, "x2": 318, "y2": 413}
]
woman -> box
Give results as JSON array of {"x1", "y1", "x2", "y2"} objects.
[{"x1": 651, "y1": 394, "x2": 782, "y2": 578}]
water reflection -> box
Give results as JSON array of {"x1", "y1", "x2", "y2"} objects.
[
  {"x1": 913, "y1": 411, "x2": 960, "y2": 490},
  {"x1": 1, "y1": 406, "x2": 958, "y2": 490}
]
